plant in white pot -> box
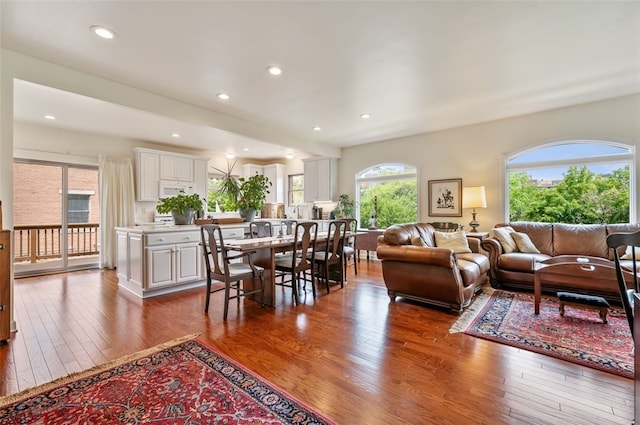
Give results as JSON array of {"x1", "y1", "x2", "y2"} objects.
[{"x1": 156, "y1": 191, "x2": 204, "y2": 225}]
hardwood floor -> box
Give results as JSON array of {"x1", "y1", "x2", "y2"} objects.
[{"x1": 0, "y1": 260, "x2": 633, "y2": 424}]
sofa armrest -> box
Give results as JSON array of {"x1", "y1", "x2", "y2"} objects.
[
  {"x1": 480, "y1": 238, "x2": 502, "y2": 283},
  {"x1": 466, "y1": 237, "x2": 481, "y2": 253},
  {"x1": 377, "y1": 245, "x2": 456, "y2": 268}
]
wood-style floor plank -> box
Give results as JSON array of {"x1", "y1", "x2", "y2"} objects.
[{"x1": 0, "y1": 260, "x2": 634, "y2": 424}]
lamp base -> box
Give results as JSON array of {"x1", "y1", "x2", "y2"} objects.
[{"x1": 469, "y1": 210, "x2": 479, "y2": 232}]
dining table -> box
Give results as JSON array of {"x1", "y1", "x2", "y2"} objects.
[{"x1": 222, "y1": 231, "x2": 363, "y2": 306}]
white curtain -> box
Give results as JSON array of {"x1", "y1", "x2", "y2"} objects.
[{"x1": 99, "y1": 155, "x2": 135, "y2": 268}]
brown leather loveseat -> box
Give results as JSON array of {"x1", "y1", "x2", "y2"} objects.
[
  {"x1": 480, "y1": 222, "x2": 640, "y2": 301},
  {"x1": 376, "y1": 223, "x2": 490, "y2": 312}
]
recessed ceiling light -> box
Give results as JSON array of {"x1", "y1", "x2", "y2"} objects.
[
  {"x1": 225, "y1": 153, "x2": 236, "y2": 159},
  {"x1": 360, "y1": 113, "x2": 371, "y2": 119},
  {"x1": 44, "y1": 115, "x2": 56, "y2": 120},
  {"x1": 312, "y1": 126, "x2": 321, "y2": 131},
  {"x1": 266, "y1": 66, "x2": 283, "y2": 76},
  {"x1": 243, "y1": 148, "x2": 249, "y2": 151},
  {"x1": 217, "y1": 93, "x2": 230, "y2": 100},
  {"x1": 285, "y1": 153, "x2": 295, "y2": 159},
  {"x1": 171, "y1": 133, "x2": 180, "y2": 138},
  {"x1": 90, "y1": 25, "x2": 116, "y2": 39}
]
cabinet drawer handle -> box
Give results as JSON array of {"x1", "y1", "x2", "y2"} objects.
[{"x1": 158, "y1": 237, "x2": 165, "y2": 241}]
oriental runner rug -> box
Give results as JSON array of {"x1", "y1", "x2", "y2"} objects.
[
  {"x1": 0, "y1": 334, "x2": 336, "y2": 424},
  {"x1": 450, "y1": 289, "x2": 634, "y2": 379}
]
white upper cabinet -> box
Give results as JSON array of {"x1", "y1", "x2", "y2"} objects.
[
  {"x1": 134, "y1": 148, "x2": 208, "y2": 202},
  {"x1": 135, "y1": 150, "x2": 160, "y2": 202},
  {"x1": 303, "y1": 157, "x2": 338, "y2": 203},
  {"x1": 263, "y1": 164, "x2": 285, "y2": 204},
  {"x1": 160, "y1": 154, "x2": 193, "y2": 181},
  {"x1": 243, "y1": 164, "x2": 264, "y2": 179}
]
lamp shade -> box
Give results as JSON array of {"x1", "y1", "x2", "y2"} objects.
[{"x1": 462, "y1": 186, "x2": 487, "y2": 209}]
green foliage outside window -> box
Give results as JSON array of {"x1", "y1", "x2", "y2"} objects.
[
  {"x1": 359, "y1": 179, "x2": 417, "y2": 228},
  {"x1": 509, "y1": 166, "x2": 629, "y2": 224}
]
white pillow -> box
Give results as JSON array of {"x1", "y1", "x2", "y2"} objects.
[
  {"x1": 621, "y1": 245, "x2": 640, "y2": 260},
  {"x1": 434, "y1": 231, "x2": 471, "y2": 254},
  {"x1": 511, "y1": 232, "x2": 540, "y2": 254},
  {"x1": 491, "y1": 226, "x2": 518, "y2": 253}
]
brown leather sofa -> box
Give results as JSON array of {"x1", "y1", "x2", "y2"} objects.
[
  {"x1": 376, "y1": 223, "x2": 490, "y2": 312},
  {"x1": 480, "y1": 222, "x2": 640, "y2": 301}
]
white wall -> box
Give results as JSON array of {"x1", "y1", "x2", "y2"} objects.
[{"x1": 339, "y1": 94, "x2": 640, "y2": 230}]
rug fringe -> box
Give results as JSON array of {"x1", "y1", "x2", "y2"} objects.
[
  {"x1": 449, "y1": 285, "x2": 494, "y2": 333},
  {"x1": 0, "y1": 333, "x2": 201, "y2": 406}
]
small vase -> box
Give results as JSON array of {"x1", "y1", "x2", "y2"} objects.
[{"x1": 171, "y1": 208, "x2": 195, "y2": 225}]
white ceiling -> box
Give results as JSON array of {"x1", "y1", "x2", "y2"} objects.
[{"x1": 2, "y1": 1, "x2": 640, "y2": 159}]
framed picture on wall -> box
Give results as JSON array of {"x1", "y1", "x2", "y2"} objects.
[{"x1": 428, "y1": 178, "x2": 462, "y2": 217}]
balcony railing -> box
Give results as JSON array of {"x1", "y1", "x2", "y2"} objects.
[{"x1": 13, "y1": 223, "x2": 100, "y2": 263}]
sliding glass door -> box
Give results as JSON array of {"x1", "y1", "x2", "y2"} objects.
[{"x1": 13, "y1": 160, "x2": 100, "y2": 276}]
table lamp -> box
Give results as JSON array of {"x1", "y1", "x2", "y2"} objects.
[{"x1": 462, "y1": 186, "x2": 487, "y2": 232}]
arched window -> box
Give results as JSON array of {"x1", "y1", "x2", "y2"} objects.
[
  {"x1": 505, "y1": 141, "x2": 634, "y2": 224},
  {"x1": 356, "y1": 163, "x2": 417, "y2": 229}
]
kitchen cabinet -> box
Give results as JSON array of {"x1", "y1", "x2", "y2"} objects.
[
  {"x1": 115, "y1": 226, "x2": 204, "y2": 298},
  {"x1": 135, "y1": 149, "x2": 160, "y2": 201},
  {"x1": 0, "y1": 230, "x2": 10, "y2": 343},
  {"x1": 160, "y1": 154, "x2": 193, "y2": 181},
  {"x1": 134, "y1": 148, "x2": 209, "y2": 202},
  {"x1": 194, "y1": 159, "x2": 209, "y2": 210},
  {"x1": 263, "y1": 164, "x2": 285, "y2": 204},
  {"x1": 303, "y1": 157, "x2": 338, "y2": 202},
  {"x1": 243, "y1": 164, "x2": 263, "y2": 179}
]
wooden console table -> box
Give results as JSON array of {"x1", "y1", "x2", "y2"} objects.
[{"x1": 355, "y1": 229, "x2": 383, "y2": 261}]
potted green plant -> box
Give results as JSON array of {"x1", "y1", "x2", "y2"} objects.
[
  {"x1": 237, "y1": 174, "x2": 271, "y2": 222},
  {"x1": 156, "y1": 191, "x2": 204, "y2": 225},
  {"x1": 211, "y1": 160, "x2": 241, "y2": 212},
  {"x1": 333, "y1": 193, "x2": 356, "y2": 218}
]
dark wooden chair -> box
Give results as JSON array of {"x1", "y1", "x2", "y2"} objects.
[
  {"x1": 342, "y1": 218, "x2": 358, "y2": 276},
  {"x1": 428, "y1": 222, "x2": 459, "y2": 232},
  {"x1": 606, "y1": 230, "x2": 640, "y2": 334},
  {"x1": 314, "y1": 220, "x2": 347, "y2": 293},
  {"x1": 274, "y1": 221, "x2": 318, "y2": 305},
  {"x1": 249, "y1": 221, "x2": 272, "y2": 238},
  {"x1": 200, "y1": 224, "x2": 265, "y2": 320}
]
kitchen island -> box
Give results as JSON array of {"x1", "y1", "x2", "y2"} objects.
[{"x1": 115, "y1": 220, "x2": 333, "y2": 298}]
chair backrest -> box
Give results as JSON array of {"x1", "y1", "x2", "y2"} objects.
[
  {"x1": 343, "y1": 218, "x2": 358, "y2": 248},
  {"x1": 291, "y1": 221, "x2": 318, "y2": 271},
  {"x1": 249, "y1": 221, "x2": 272, "y2": 238},
  {"x1": 280, "y1": 219, "x2": 297, "y2": 236},
  {"x1": 200, "y1": 224, "x2": 228, "y2": 279},
  {"x1": 607, "y1": 230, "x2": 640, "y2": 333},
  {"x1": 325, "y1": 220, "x2": 347, "y2": 261},
  {"x1": 428, "y1": 222, "x2": 459, "y2": 232}
]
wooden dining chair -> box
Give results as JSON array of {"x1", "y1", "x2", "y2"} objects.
[
  {"x1": 606, "y1": 230, "x2": 640, "y2": 334},
  {"x1": 274, "y1": 221, "x2": 318, "y2": 305},
  {"x1": 314, "y1": 220, "x2": 347, "y2": 293},
  {"x1": 200, "y1": 224, "x2": 265, "y2": 320},
  {"x1": 279, "y1": 219, "x2": 297, "y2": 236},
  {"x1": 342, "y1": 218, "x2": 358, "y2": 276},
  {"x1": 249, "y1": 221, "x2": 272, "y2": 238}
]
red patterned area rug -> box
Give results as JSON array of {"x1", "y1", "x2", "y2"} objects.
[
  {"x1": 0, "y1": 334, "x2": 336, "y2": 424},
  {"x1": 451, "y1": 289, "x2": 634, "y2": 379}
]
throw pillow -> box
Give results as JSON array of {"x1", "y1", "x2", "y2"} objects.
[
  {"x1": 411, "y1": 236, "x2": 427, "y2": 247},
  {"x1": 511, "y1": 232, "x2": 540, "y2": 254},
  {"x1": 491, "y1": 226, "x2": 518, "y2": 253},
  {"x1": 621, "y1": 245, "x2": 640, "y2": 260},
  {"x1": 434, "y1": 231, "x2": 472, "y2": 254}
]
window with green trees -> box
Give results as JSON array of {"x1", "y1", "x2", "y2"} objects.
[
  {"x1": 507, "y1": 142, "x2": 633, "y2": 224},
  {"x1": 356, "y1": 164, "x2": 417, "y2": 229}
]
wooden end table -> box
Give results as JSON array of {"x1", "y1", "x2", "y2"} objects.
[{"x1": 533, "y1": 255, "x2": 619, "y2": 315}]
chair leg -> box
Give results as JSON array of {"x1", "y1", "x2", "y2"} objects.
[
  {"x1": 259, "y1": 272, "x2": 265, "y2": 308},
  {"x1": 291, "y1": 272, "x2": 299, "y2": 305},
  {"x1": 353, "y1": 254, "x2": 358, "y2": 275},
  {"x1": 325, "y1": 263, "x2": 331, "y2": 293},
  {"x1": 223, "y1": 283, "x2": 231, "y2": 321},
  {"x1": 204, "y1": 278, "x2": 212, "y2": 313}
]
